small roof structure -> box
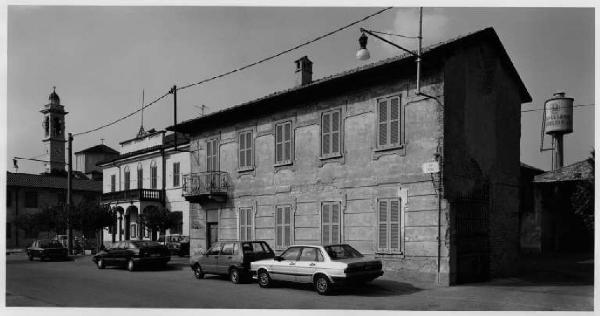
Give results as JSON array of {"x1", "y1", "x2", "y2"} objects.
[
  {"x1": 533, "y1": 159, "x2": 594, "y2": 183},
  {"x1": 75, "y1": 144, "x2": 119, "y2": 155}
]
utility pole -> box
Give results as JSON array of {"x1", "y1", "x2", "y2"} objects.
[{"x1": 67, "y1": 133, "x2": 73, "y2": 255}]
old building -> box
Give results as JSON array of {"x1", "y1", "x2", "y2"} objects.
[
  {"x1": 75, "y1": 144, "x2": 119, "y2": 181},
  {"x1": 98, "y1": 129, "x2": 190, "y2": 244},
  {"x1": 168, "y1": 27, "x2": 531, "y2": 285},
  {"x1": 6, "y1": 88, "x2": 107, "y2": 248}
]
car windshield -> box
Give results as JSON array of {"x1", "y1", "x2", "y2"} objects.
[
  {"x1": 324, "y1": 244, "x2": 364, "y2": 260},
  {"x1": 130, "y1": 241, "x2": 161, "y2": 248},
  {"x1": 39, "y1": 240, "x2": 64, "y2": 248},
  {"x1": 242, "y1": 242, "x2": 273, "y2": 254}
]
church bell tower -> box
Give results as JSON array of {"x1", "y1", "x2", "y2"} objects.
[{"x1": 40, "y1": 87, "x2": 67, "y2": 174}]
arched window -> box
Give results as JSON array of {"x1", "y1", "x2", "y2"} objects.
[
  {"x1": 123, "y1": 166, "x2": 130, "y2": 191},
  {"x1": 150, "y1": 161, "x2": 158, "y2": 189},
  {"x1": 137, "y1": 163, "x2": 143, "y2": 189}
]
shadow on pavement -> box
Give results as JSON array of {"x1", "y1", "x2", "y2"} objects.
[{"x1": 256, "y1": 279, "x2": 422, "y2": 297}]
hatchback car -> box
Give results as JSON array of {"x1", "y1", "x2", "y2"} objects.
[
  {"x1": 190, "y1": 241, "x2": 274, "y2": 283},
  {"x1": 251, "y1": 244, "x2": 383, "y2": 295},
  {"x1": 92, "y1": 240, "x2": 171, "y2": 271},
  {"x1": 27, "y1": 239, "x2": 69, "y2": 261}
]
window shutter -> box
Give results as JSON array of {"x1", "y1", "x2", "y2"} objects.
[
  {"x1": 390, "y1": 200, "x2": 400, "y2": 251},
  {"x1": 284, "y1": 123, "x2": 291, "y2": 161},
  {"x1": 239, "y1": 133, "x2": 246, "y2": 168},
  {"x1": 247, "y1": 208, "x2": 253, "y2": 240},
  {"x1": 207, "y1": 139, "x2": 212, "y2": 171},
  {"x1": 212, "y1": 140, "x2": 218, "y2": 171},
  {"x1": 390, "y1": 97, "x2": 400, "y2": 145},
  {"x1": 240, "y1": 208, "x2": 246, "y2": 240},
  {"x1": 322, "y1": 113, "x2": 331, "y2": 155},
  {"x1": 331, "y1": 203, "x2": 340, "y2": 244},
  {"x1": 378, "y1": 200, "x2": 388, "y2": 250},
  {"x1": 276, "y1": 207, "x2": 282, "y2": 247},
  {"x1": 284, "y1": 206, "x2": 291, "y2": 246},
  {"x1": 322, "y1": 203, "x2": 330, "y2": 245},
  {"x1": 276, "y1": 125, "x2": 283, "y2": 163},
  {"x1": 331, "y1": 111, "x2": 340, "y2": 154},
  {"x1": 378, "y1": 100, "x2": 388, "y2": 146},
  {"x1": 246, "y1": 132, "x2": 252, "y2": 167}
]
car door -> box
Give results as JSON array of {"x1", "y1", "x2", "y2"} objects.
[
  {"x1": 217, "y1": 243, "x2": 235, "y2": 274},
  {"x1": 271, "y1": 247, "x2": 301, "y2": 282},
  {"x1": 203, "y1": 243, "x2": 222, "y2": 274},
  {"x1": 295, "y1": 247, "x2": 322, "y2": 283}
]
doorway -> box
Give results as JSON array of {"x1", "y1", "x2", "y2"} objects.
[{"x1": 207, "y1": 222, "x2": 218, "y2": 249}]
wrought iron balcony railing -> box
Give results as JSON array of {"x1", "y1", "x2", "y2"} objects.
[
  {"x1": 182, "y1": 171, "x2": 230, "y2": 201},
  {"x1": 102, "y1": 188, "x2": 163, "y2": 203}
]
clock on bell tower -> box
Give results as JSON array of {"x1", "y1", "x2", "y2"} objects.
[{"x1": 40, "y1": 87, "x2": 68, "y2": 174}]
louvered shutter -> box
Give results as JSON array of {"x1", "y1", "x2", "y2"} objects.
[
  {"x1": 207, "y1": 139, "x2": 212, "y2": 171},
  {"x1": 246, "y1": 132, "x2": 252, "y2": 167},
  {"x1": 247, "y1": 208, "x2": 253, "y2": 240},
  {"x1": 378, "y1": 200, "x2": 388, "y2": 250},
  {"x1": 284, "y1": 206, "x2": 291, "y2": 246},
  {"x1": 322, "y1": 203, "x2": 330, "y2": 245},
  {"x1": 240, "y1": 208, "x2": 246, "y2": 240},
  {"x1": 322, "y1": 112, "x2": 331, "y2": 155},
  {"x1": 390, "y1": 200, "x2": 400, "y2": 251},
  {"x1": 276, "y1": 207, "x2": 282, "y2": 247},
  {"x1": 276, "y1": 124, "x2": 283, "y2": 163},
  {"x1": 239, "y1": 133, "x2": 246, "y2": 168},
  {"x1": 390, "y1": 97, "x2": 400, "y2": 145},
  {"x1": 284, "y1": 123, "x2": 291, "y2": 162},
  {"x1": 378, "y1": 100, "x2": 388, "y2": 146},
  {"x1": 331, "y1": 203, "x2": 340, "y2": 244},
  {"x1": 212, "y1": 140, "x2": 218, "y2": 170},
  {"x1": 331, "y1": 111, "x2": 340, "y2": 154}
]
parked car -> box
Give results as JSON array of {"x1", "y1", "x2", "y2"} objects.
[
  {"x1": 190, "y1": 240, "x2": 275, "y2": 283},
  {"x1": 164, "y1": 235, "x2": 190, "y2": 257},
  {"x1": 26, "y1": 239, "x2": 69, "y2": 261},
  {"x1": 92, "y1": 240, "x2": 171, "y2": 272},
  {"x1": 251, "y1": 244, "x2": 383, "y2": 295}
]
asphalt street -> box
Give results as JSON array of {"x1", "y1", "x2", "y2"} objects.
[{"x1": 5, "y1": 253, "x2": 593, "y2": 310}]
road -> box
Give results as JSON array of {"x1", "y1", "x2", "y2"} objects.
[{"x1": 5, "y1": 253, "x2": 593, "y2": 310}]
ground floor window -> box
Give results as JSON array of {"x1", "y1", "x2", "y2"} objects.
[
  {"x1": 170, "y1": 211, "x2": 183, "y2": 235},
  {"x1": 378, "y1": 198, "x2": 402, "y2": 253},
  {"x1": 239, "y1": 207, "x2": 253, "y2": 240},
  {"x1": 275, "y1": 205, "x2": 293, "y2": 248},
  {"x1": 321, "y1": 202, "x2": 341, "y2": 245},
  {"x1": 130, "y1": 223, "x2": 137, "y2": 238}
]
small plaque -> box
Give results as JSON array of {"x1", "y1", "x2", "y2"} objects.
[{"x1": 422, "y1": 161, "x2": 440, "y2": 174}]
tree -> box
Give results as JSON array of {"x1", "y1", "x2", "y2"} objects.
[
  {"x1": 571, "y1": 151, "x2": 594, "y2": 231},
  {"x1": 140, "y1": 206, "x2": 178, "y2": 241}
]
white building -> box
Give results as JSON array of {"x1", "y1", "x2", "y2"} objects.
[{"x1": 98, "y1": 129, "x2": 190, "y2": 243}]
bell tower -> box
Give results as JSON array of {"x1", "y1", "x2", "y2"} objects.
[{"x1": 40, "y1": 87, "x2": 67, "y2": 174}]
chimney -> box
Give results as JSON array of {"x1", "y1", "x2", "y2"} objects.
[{"x1": 294, "y1": 56, "x2": 313, "y2": 86}]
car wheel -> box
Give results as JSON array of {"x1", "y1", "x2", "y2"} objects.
[
  {"x1": 28, "y1": 254, "x2": 33, "y2": 261},
  {"x1": 193, "y1": 264, "x2": 204, "y2": 279},
  {"x1": 97, "y1": 259, "x2": 105, "y2": 269},
  {"x1": 257, "y1": 270, "x2": 272, "y2": 288},
  {"x1": 127, "y1": 259, "x2": 136, "y2": 272},
  {"x1": 230, "y1": 268, "x2": 241, "y2": 284},
  {"x1": 314, "y1": 275, "x2": 332, "y2": 295}
]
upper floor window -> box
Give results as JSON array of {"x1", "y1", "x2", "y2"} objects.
[
  {"x1": 172, "y1": 162, "x2": 181, "y2": 187},
  {"x1": 275, "y1": 205, "x2": 293, "y2": 248},
  {"x1": 150, "y1": 161, "x2": 158, "y2": 189},
  {"x1": 377, "y1": 95, "x2": 403, "y2": 149},
  {"x1": 275, "y1": 121, "x2": 293, "y2": 165},
  {"x1": 378, "y1": 198, "x2": 402, "y2": 253},
  {"x1": 238, "y1": 130, "x2": 253, "y2": 170},
  {"x1": 137, "y1": 163, "x2": 143, "y2": 189},
  {"x1": 123, "y1": 166, "x2": 130, "y2": 191},
  {"x1": 321, "y1": 109, "x2": 342, "y2": 157},
  {"x1": 110, "y1": 175, "x2": 116, "y2": 192},
  {"x1": 24, "y1": 191, "x2": 38, "y2": 208},
  {"x1": 239, "y1": 207, "x2": 253, "y2": 241},
  {"x1": 321, "y1": 202, "x2": 341, "y2": 245},
  {"x1": 206, "y1": 138, "x2": 219, "y2": 171}
]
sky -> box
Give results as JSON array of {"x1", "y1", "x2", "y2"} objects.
[{"x1": 4, "y1": 5, "x2": 595, "y2": 174}]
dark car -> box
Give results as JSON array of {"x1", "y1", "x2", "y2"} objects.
[
  {"x1": 165, "y1": 235, "x2": 190, "y2": 257},
  {"x1": 92, "y1": 240, "x2": 171, "y2": 272},
  {"x1": 190, "y1": 241, "x2": 274, "y2": 283},
  {"x1": 26, "y1": 239, "x2": 69, "y2": 261}
]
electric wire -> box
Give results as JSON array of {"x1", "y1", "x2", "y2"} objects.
[{"x1": 368, "y1": 29, "x2": 420, "y2": 39}]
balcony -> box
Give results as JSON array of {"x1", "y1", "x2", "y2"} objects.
[
  {"x1": 102, "y1": 189, "x2": 163, "y2": 203},
  {"x1": 183, "y1": 171, "x2": 230, "y2": 202}
]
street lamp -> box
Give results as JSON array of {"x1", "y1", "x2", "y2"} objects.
[{"x1": 356, "y1": 33, "x2": 370, "y2": 61}]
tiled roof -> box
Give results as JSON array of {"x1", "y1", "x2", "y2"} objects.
[
  {"x1": 7, "y1": 172, "x2": 102, "y2": 192},
  {"x1": 75, "y1": 144, "x2": 119, "y2": 155},
  {"x1": 520, "y1": 162, "x2": 544, "y2": 173},
  {"x1": 168, "y1": 27, "x2": 531, "y2": 134},
  {"x1": 533, "y1": 159, "x2": 594, "y2": 183}
]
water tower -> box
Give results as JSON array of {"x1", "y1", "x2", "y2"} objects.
[{"x1": 542, "y1": 92, "x2": 574, "y2": 170}]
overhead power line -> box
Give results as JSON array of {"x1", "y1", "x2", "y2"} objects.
[
  {"x1": 368, "y1": 29, "x2": 420, "y2": 39},
  {"x1": 521, "y1": 103, "x2": 594, "y2": 113}
]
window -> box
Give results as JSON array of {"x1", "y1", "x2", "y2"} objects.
[
  {"x1": 274, "y1": 121, "x2": 293, "y2": 165},
  {"x1": 298, "y1": 247, "x2": 319, "y2": 262},
  {"x1": 206, "y1": 138, "x2": 219, "y2": 171},
  {"x1": 221, "y1": 243, "x2": 234, "y2": 255},
  {"x1": 6, "y1": 190, "x2": 11, "y2": 207},
  {"x1": 150, "y1": 161, "x2": 158, "y2": 189},
  {"x1": 378, "y1": 198, "x2": 402, "y2": 253},
  {"x1": 207, "y1": 243, "x2": 222, "y2": 255},
  {"x1": 238, "y1": 130, "x2": 253, "y2": 169},
  {"x1": 24, "y1": 191, "x2": 38, "y2": 208},
  {"x1": 110, "y1": 175, "x2": 116, "y2": 192},
  {"x1": 124, "y1": 166, "x2": 130, "y2": 191},
  {"x1": 239, "y1": 207, "x2": 253, "y2": 240},
  {"x1": 377, "y1": 95, "x2": 403, "y2": 148},
  {"x1": 275, "y1": 205, "x2": 293, "y2": 248},
  {"x1": 321, "y1": 109, "x2": 342, "y2": 157},
  {"x1": 130, "y1": 223, "x2": 137, "y2": 238},
  {"x1": 137, "y1": 163, "x2": 143, "y2": 189},
  {"x1": 172, "y1": 162, "x2": 180, "y2": 187},
  {"x1": 280, "y1": 247, "x2": 301, "y2": 261},
  {"x1": 321, "y1": 202, "x2": 341, "y2": 245}
]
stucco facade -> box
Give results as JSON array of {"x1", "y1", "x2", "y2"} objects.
[{"x1": 170, "y1": 28, "x2": 530, "y2": 285}]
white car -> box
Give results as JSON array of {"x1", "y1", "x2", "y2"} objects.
[{"x1": 251, "y1": 244, "x2": 383, "y2": 295}]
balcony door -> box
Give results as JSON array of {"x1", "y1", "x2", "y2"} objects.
[
  {"x1": 206, "y1": 138, "x2": 219, "y2": 172},
  {"x1": 207, "y1": 222, "x2": 218, "y2": 249}
]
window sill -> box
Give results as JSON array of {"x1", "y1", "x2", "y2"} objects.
[
  {"x1": 274, "y1": 161, "x2": 293, "y2": 168},
  {"x1": 237, "y1": 166, "x2": 255, "y2": 173},
  {"x1": 375, "y1": 252, "x2": 405, "y2": 258},
  {"x1": 319, "y1": 153, "x2": 343, "y2": 161},
  {"x1": 374, "y1": 144, "x2": 404, "y2": 153},
  {"x1": 372, "y1": 144, "x2": 406, "y2": 160}
]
